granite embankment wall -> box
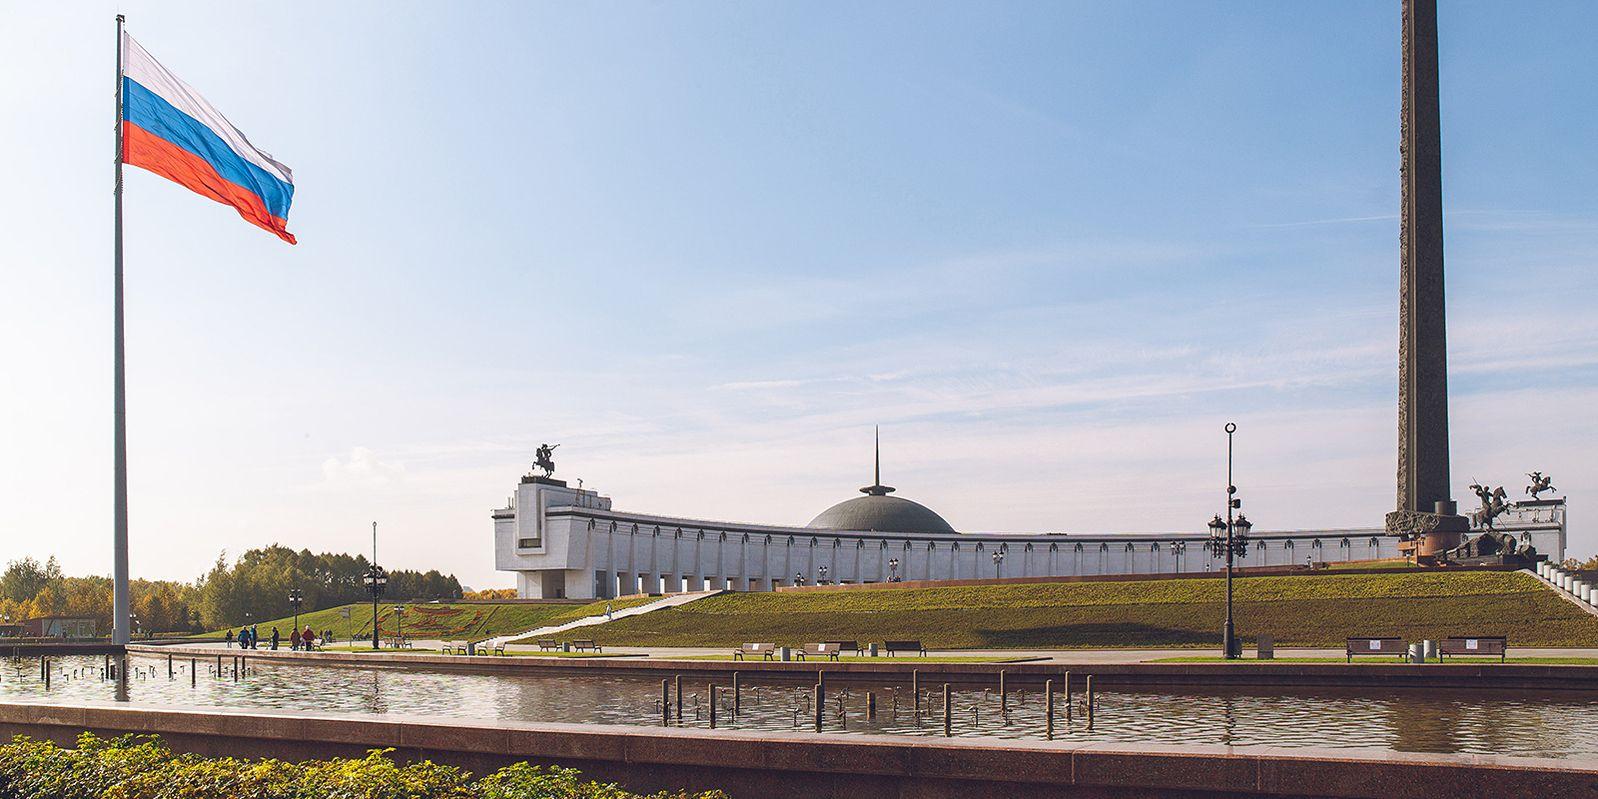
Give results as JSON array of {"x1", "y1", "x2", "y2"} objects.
[{"x1": 0, "y1": 701, "x2": 1591, "y2": 799}]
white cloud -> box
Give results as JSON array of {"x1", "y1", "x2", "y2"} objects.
[{"x1": 320, "y1": 447, "x2": 406, "y2": 486}]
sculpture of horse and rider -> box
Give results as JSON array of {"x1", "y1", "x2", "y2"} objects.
[
  {"x1": 1469, "y1": 481, "x2": 1511, "y2": 530},
  {"x1": 533, "y1": 443, "x2": 559, "y2": 478},
  {"x1": 1526, "y1": 471, "x2": 1556, "y2": 500}
]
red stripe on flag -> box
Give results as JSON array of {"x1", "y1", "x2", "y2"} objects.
[{"x1": 123, "y1": 121, "x2": 296, "y2": 244}]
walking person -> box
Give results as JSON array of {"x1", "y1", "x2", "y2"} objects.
[
  {"x1": 225, "y1": 629, "x2": 234, "y2": 648},
  {"x1": 251, "y1": 624, "x2": 261, "y2": 650},
  {"x1": 302, "y1": 625, "x2": 316, "y2": 651},
  {"x1": 270, "y1": 627, "x2": 280, "y2": 650},
  {"x1": 605, "y1": 602, "x2": 613, "y2": 621}
]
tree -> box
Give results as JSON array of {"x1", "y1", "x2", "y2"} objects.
[{"x1": 1, "y1": 557, "x2": 62, "y2": 604}]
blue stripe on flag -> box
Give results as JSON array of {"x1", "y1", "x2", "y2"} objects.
[{"x1": 122, "y1": 77, "x2": 295, "y2": 220}]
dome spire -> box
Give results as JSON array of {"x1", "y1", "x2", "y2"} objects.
[{"x1": 862, "y1": 424, "x2": 895, "y2": 496}]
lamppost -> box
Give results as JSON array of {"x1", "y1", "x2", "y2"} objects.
[
  {"x1": 818, "y1": 565, "x2": 829, "y2": 585},
  {"x1": 888, "y1": 558, "x2": 900, "y2": 582},
  {"x1": 1170, "y1": 541, "x2": 1187, "y2": 573},
  {"x1": 394, "y1": 604, "x2": 407, "y2": 646},
  {"x1": 129, "y1": 613, "x2": 140, "y2": 639},
  {"x1": 992, "y1": 550, "x2": 1005, "y2": 579},
  {"x1": 794, "y1": 572, "x2": 805, "y2": 587},
  {"x1": 287, "y1": 588, "x2": 304, "y2": 638},
  {"x1": 1207, "y1": 422, "x2": 1253, "y2": 660},
  {"x1": 363, "y1": 564, "x2": 388, "y2": 648}
]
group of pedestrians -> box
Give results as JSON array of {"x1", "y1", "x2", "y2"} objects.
[
  {"x1": 225, "y1": 625, "x2": 261, "y2": 649},
  {"x1": 225, "y1": 624, "x2": 317, "y2": 651}
]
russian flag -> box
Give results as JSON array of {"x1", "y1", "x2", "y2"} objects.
[{"x1": 120, "y1": 32, "x2": 296, "y2": 244}]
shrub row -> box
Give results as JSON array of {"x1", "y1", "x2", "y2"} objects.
[{"x1": 0, "y1": 733, "x2": 729, "y2": 799}]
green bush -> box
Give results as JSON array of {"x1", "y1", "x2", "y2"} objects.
[{"x1": 0, "y1": 734, "x2": 729, "y2": 799}]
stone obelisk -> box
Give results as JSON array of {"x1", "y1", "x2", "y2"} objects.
[{"x1": 1385, "y1": 0, "x2": 1466, "y2": 557}]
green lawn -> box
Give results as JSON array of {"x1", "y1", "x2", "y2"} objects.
[
  {"x1": 503, "y1": 595, "x2": 678, "y2": 644},
  {"x1": 211, "y1": 601, "x2": 584, "y2": 642},
  {"x1": 578, "y1": 571, "x2": 1598, "y2": 649}
]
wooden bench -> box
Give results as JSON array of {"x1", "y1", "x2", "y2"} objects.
[
  {"x1": 733, "y1": 642, "x2": 776, "y2": 661},
  {"x1": 570, "y1": 639, "x2": 602, "y2": 653},
  {"x1": 827, "y1": 640, "x2": 864, "y2": 656},
  {"x1": 536, "y1": 639, "x2": 559, "y2": 652},
  {"x1": 797, "y1": 643, "x2": 841, "y2": 661},
  {"x1": 883, "y1": 640, "x2": 927, "y2": 657},
  {"x1": 1439, "y1": 636, "x2": 1506, "y2": 663},
  {"x1": 1346, "y1": 637, "x2": 1406, "y2": 662},
  {"x1": 440, "y1": 641, "x2": 466, "y2": 655},
  {"x1": 491, "y1": 642, "x2": 507, "y2": 656}
]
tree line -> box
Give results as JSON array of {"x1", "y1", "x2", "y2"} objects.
[{"x1": 1, "y1": 546, "x2": 462, "y2": 634}]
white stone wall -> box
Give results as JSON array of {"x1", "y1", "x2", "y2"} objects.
[{"x1": 493, "y1": 481, "x2": 1564, "y2": 599}]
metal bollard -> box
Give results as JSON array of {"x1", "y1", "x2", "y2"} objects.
[
  {"x1": 942, "y1": 684, "x2": 952, "y2": 737},
  {"x1": 168, "y1": 654, "x2": 173, "y2": 678},
  {"x1": 661, "y1": 679, "x2": 670, "y2": 725},
  {"x1": 674, "y1": 675, "x2": 683, "y2": 722},
  {"x1": 813, "y1": 683, "x2": 823, "y2": 732},
  {"x1": 912, "y1": 668, "x2": 920, "y2": 711},
  {"x1": 191, "y1": 658, "x2": 197, "y2": 688},
  {"x1": 999, "y1": 670, "x2": 1007, "y2": 712},
  {"x1": 1044, "y1": 679, "x2": 1054, "y2": 739},
  {"x1": 43, "y1": 658, "x2": 50, "y2": 690},
  {"x1": 232, "y1": 658, "x2": 238, "y2": 682},
  {"x1": 867, "y1": 691, "x2": 876, "y2": 719},
  {"x1": 733, "y1": 671, "x2": 741, "y2": 716},
  {"x1": 709, "y1": 685, "x2": 717, "y2": 729},
  {"x1": 1085, "y1": 675, "x2": 1094, "y2": 729},
  {"x1": 1064, "y1": 671, "x2": 1072, "y2": 719}
]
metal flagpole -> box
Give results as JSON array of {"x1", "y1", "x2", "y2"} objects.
[{"x1": 113, "y1": 13, "x2": 132, "y2": 653}]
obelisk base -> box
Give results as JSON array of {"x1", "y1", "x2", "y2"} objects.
[{"x1": 1386, "y1": 504, "x2": 1470, "y2": 563}]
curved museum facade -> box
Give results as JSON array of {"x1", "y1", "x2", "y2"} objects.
[{"x1": 492, "y1": 474, "x2": 1564, "y2": 599}]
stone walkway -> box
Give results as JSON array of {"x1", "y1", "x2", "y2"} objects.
[{"x1": 480, "y1": 590, "x2": 726, "y2": 648}]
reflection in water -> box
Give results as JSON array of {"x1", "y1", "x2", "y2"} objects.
[{"x1": 3, "y1": 654, "x2": 1598, "y2": 759}]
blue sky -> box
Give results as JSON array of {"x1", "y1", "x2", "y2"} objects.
[{"x1": 1, "y1": 1, "x2": 1595, "y2": 588}]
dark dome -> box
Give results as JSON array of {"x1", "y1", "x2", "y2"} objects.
[{"x1": 807, "y1": 494, "x2": 956, "y2": 535}]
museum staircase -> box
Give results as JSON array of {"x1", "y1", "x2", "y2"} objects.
[{"x1": 484, "y1": 589, "x2": 726, "y2": 647}]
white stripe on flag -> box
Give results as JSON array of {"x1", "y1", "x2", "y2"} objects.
[{"x1": 121, "y1": 32, "x2": 293, "y2": 187}]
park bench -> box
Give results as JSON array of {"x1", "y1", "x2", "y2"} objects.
[
  {"x1": 1439, "y1": 636, "x2": 1507, "y2": 662},
  {"x1": 441, "y1": 641, "x2": 469, "y2": 655},
  {"x1": 1346, "y1": 637, "x2": 1406, "y2": 662},
  {"x1": 733, "y1": 642, "x2": 776, "y2": 661},
  {"x1": 797, "y1": 643, "x2": 841, "y2": 661},
  {"x1": 827, "y1": 640, "x2": 865, "y2": 656},
  {"x1": 570, "y1": 639, "x2": 603, "y2": 653},
  {"x1": 536, "y1": 639, "x2": 559, "y2": 651},
  {"x1": 492, "y1": 642, "x2": 507, "y2": 656},
  {"x1": 883, "y1": 640, "x2": 928, "y2": 657}
]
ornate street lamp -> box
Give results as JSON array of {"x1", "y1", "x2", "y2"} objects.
[
  {"x1": 363, "y1": 564, "x2": 388, "y2": 649},
  {"x1": 992, "y1": 549, "x2": 1005, "y2": 579},
  {"x1": 287, "y1": 588, "x2": 304, "y2": 639},
  {"x1": 794, "y1": 572, "x2": 805, "y2": 587},
  {"x1": 1207, "y1": 422, "x2": 1253, "y2": 659},
  {"x1": 818, "y1": 565, "x2": 829, "y2": 585},
  {"x1": 888, "y1": 558, "x2": 900, "y2": 582}
]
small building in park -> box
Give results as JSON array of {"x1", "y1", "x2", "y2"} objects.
[{"x1": 22, "y1": 617, "x2": 98, "y2": 639}]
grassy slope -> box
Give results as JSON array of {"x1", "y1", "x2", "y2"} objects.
[
  {"x1": 214, "y1": 602, "x2": 582, "y2": 641},
  {"x1": 584, "y1": 571, "x2": 1598, "y2": 649},
  {"x1": 503, "y1": 596, "x2": 665, "y2": 643}
]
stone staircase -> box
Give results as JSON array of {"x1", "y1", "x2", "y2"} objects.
[
  {"x1": 484, "y1": 589, "x2": 724, "y2": 647},
  {"x1": 1527, "y1": 564, "x2": 1598, "y2": 618}
]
